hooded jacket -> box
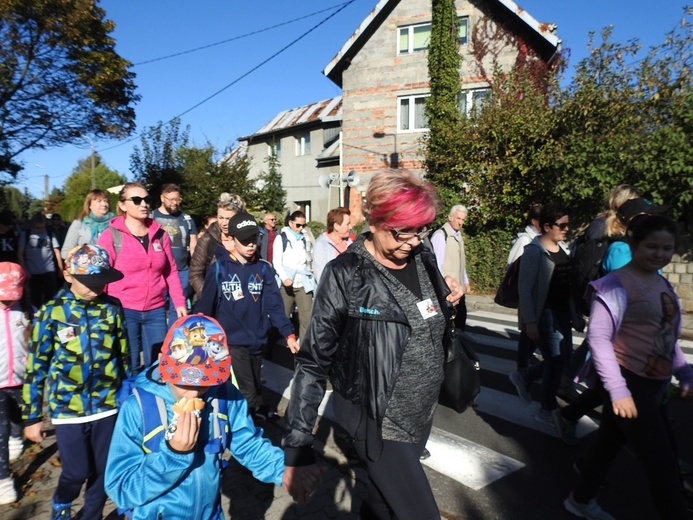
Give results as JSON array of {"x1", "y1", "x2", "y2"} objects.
[
  {"x1": 189, "y1": 222, "x2": 224, "y2": 297},
  {"x1": 98, "y1": 216, "x2": 185, "y2": 311},
  {"x1": 194, "y1": 245, "x2": 294, "y2": 354},
  {"x1": 105, "y1": 365, "x2": 284, "y2": 520},
  {"x1": 272, "y1": 227, "x2": 311, "y2": 289},
  {"x1": 22, "y1": 288, "x2": 130, "y2": 423},
  {"x1": 282, "y1": 234, "x2": 451, "y2": 466},
  {"x1": 0, "y1": 301, "x2": 30, "y2": 388}
]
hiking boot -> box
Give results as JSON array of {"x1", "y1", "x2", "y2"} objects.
[
  {"x1": 8, "y1": 436, "x2": 23, "y2": 462},
  {"x1": 564, "y1": 493, "x2": 615, "y2": 520},
  {"x1": 0, "y1": 478, "x2": 17, "y2": 505},
  {"x1": 509, "y1": 370, "x2": 532, "y2": 404},
  {"x1": 551, "y1": 408, "x2": 579, "y2": 446},
  {"x1": 50, "y1": 500, "x2": 72, "y2": 519}
]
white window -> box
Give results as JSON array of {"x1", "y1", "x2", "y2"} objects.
[
  {"x1": 458, "y1": 88, "x2": 491, "y2": 116},
  {"x1": 398, "y1": 95, "x2": 429, "y2": 131},
  {"x1": 295, "y1": 133, "x2": 311, "y2": 156},
  {"x1": 397, "y1": 17, "x2": 468, "y2": 55}
]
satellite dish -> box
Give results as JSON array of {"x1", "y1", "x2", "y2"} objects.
[
  {"x1": 317, "y1": 174, "x2": 331, "y2": 189},
  {"x1": 346, "y1": 170, "x2": 360, "y2": 187}
]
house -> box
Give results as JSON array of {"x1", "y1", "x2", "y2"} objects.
[{"x1": 240, "y1": 0, "x2": 560, "y2": 223}]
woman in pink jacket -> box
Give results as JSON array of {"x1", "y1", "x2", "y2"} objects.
[{"x1": 98, "y1": 182, "x2": 187, "y2": 372}]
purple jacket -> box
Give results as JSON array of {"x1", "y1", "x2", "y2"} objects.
[{"x1": 587, "y1": 272, "x2": 693, "y2": 401}]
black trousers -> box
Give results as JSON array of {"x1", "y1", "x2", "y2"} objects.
[
  {"x1": 229, "y1": 346, "x2": 262, "y2": 410},
  {"x1": 353, "y1": 424, "x2": 439, "y2": 520},
  {"x1": 573, "y1": 367, "x2": 687, "y2": 518}
]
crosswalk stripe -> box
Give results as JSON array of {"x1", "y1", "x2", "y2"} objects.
[{"x1": 422, "y1": 427, "x2": 525, "y2": 490}]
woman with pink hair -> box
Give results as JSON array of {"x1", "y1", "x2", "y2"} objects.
[{"x1": 282, "y1": 169, "x2": 463, "y2": 516}]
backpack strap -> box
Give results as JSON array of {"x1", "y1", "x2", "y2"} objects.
[
  {"x1": 131, "y1": 387, "x2": 168, "y2": 453},
  {"x1": 110, "y1": 226, "x2": 123, "y2": 261}
]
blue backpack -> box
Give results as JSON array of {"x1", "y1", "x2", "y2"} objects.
[{"x1": 115, "y1": 378, "x2": 231, "y2": 518}]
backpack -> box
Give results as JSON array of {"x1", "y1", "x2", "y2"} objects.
[
  {"x1": 570, "y1": 234, "x2": 623, "y2": 315},
  {"x1": 109, "y1": 226, "x2": 165, "y2": 261},
  {"x1": 494, "y1": 256, "x2": 520, "y2": 309}
]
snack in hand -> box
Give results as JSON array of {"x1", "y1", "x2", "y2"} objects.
[{"x1": 172, "y1": 397, "x2": 204, "y2": 415}]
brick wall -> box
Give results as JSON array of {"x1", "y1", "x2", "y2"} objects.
[{"x1": 663, "y1": 255, "x2": 693, "y2": 313}]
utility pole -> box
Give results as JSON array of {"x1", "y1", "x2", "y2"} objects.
[{"x1": 89, "y1": 137, "x2": 96, "y2": 189}]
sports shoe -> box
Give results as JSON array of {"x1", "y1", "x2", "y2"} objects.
[
  {"x1": 8, "y1": 436, "x2": 23, "y2": 462},
  {"x1": 509, "y1": 370, "x2": 532, "y2": 404},
  {"x1": 551, "y1": 408, "x2": 579, "y2": 446},
  {"x1": 420, "y1": 448, "x2": 431, "y2": 461},
  {"x1": 564, "y1": 493, "x2": 615, "y2": 520},
  {"x1": 534, "y1": 408, "x2": 553, "y2": 426},
  {"x1": 0, "y1": 478, "x2": 17, "y2": 505},
  {"x1": 50, "y1": 500, "x2": 72, "y2": 519}
]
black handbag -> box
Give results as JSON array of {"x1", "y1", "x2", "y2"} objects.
[{"x1": 438, "y1": 307, "x2": 481, "y2": 413}]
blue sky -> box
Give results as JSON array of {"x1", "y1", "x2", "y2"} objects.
[{"x1": 15, "y1": 0, "x2": 690, "y2": 198}]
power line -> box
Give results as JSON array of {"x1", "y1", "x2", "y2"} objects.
[
  {"x1": 97, "y1": 0, "x2": 357, "y2": 154},
  {"x1": 133, "y1": 2, "x2": 353, "y2": 66}
]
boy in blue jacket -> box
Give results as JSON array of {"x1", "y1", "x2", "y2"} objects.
[
  {"x1": 105, "y1": 314, "x2": 290, "y2": 519},
  {"x1": 195, "y1": 213, "x2": 299, "y2": 420}
]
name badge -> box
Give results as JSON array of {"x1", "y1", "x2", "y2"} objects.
[
  {"x1": 57, "y1": 326, "x2": 76, "y2": 343},
  {"x1": 416, "y1": 298, "x2": 438, "y2": 320},
  {"x1": 152, "y1": 241, "x2": 163, "y2": 252},
  {"x1": 232, "y1": 288, "x2": 244, "y2": 301}
]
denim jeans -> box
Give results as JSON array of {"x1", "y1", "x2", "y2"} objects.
[
  {"x1": 123, "y1": 306, "x2": 167, "y2": 371},
  {"x1": 165, "y1": 269, "x2": 189, "y2": 328},
  {"x1": 525, "y1": 308, "x2": 572, "y2": 411}
]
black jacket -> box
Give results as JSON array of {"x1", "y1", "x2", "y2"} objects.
[{"x1": 282, "y1": 235, "x2": 451, "y2": 465}]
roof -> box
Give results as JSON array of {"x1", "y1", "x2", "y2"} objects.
[
  {"x1": 238, "y1": 96, "x2": 342, "y2": 141},
  {"x1": 323, "y1": 0, "x2": 562, "y2": 87}
]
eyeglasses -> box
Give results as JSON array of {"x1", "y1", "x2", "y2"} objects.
[
  {"x1": 265, "y1": 218, "x2": 276, "y2": 222},
  {"x1": 552, "y1": 222, "x2": 570, "y2": 230},
  {"x1": 292, "y1": 222, "x2": 305, "y2": 229},
  {"x1": 390, "y1": 228, "x2": 431, "y2": 242},
  {"x1": 126, "y1": 196, "x2": 154, "y2": 206},
  {"x1": 163, "y1": 196, "x2": 182, "y2": 203}
]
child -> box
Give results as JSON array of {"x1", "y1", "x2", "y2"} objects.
[
  {"x1": 105, "y1": 314, "x2": 288, "y2": 519},
  {"x1": 195, "y1": 213, "x2": 299, "y2": 421},
  {"x1": 0, "y1": 262, "x2": 30, "y2": 504},
  {"x1": 564, "y1": 215, "x2": 693, "y2": 520},
  {"x1": 22, "y1": 244, "x2": 130, "y2": 520}
]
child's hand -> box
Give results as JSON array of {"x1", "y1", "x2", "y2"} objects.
[
  {"x1": 25, "y1": 422, "x2": 45, "y2": 444},
  {"x1": 283, "y1": 464, "x2": 327, "y2": 503},
  {"x1": 612, "y1": 396, "x2": 638, "y2": 418},
  {"x1": 287, "y1": 337, "x2": 300, "y2": 354},
  {"x1": 169, "y1": 411, "x2": 201, "y2": 452}
]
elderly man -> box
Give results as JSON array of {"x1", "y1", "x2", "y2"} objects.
[
  {"x1": 152, "y1": 183, "x2": 197, "y2": 324},
  {"x1": 431, "y1": 205, "x2": 471, "y2": 330},
  {"x1": 258, "y1": 212, "x2": 278, "y2": 263}
]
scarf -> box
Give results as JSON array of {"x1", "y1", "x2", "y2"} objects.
[{"x1": 83, "y1": 211, "x2": 115, "y2": 241}]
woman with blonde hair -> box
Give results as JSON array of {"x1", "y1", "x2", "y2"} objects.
[
  {"x1": 98, "y1": 182, "x2": 186, "y2": 372},
  {"x1": 189, "y1": 192, "x2": 245, "y2": 297},
  {"x1": 61, "y1": 189, "x2": 115, "y2": 258},
  {"x1": 588, "y1": 184, "x2": 640, "y2": 240}
]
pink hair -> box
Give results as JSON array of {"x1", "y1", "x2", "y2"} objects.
[{"x1": 364, "y1": 169, "x2": 439, "y2": 229}]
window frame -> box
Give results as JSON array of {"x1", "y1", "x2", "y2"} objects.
[
  {"x1": 295, "y1": 133, "x2": 311, "y2": 156},
  {"x1": 397, "y1": 94, "x2": 430, "y2": 133},
  {"x1": 397, "y1": 16, "x2": 469, "y2": 55},
  {"x1": 458, "y1": 87, "x2": 491, "y2": 117}
]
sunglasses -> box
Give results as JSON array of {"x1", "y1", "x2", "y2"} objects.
[
  {"x1": 390, "y1": 228, "x2": 431, "y2": 242},
  {"x1": 126, "y1": 196, "x2": 154, "y2": 206},
  {"x1": 552, "y1": 222, "x2": 570, "y2": 230},
  {"x1": 265, "y1": 218, "x2": 276, "y2": 222},
  {"x1": 292, "y1": 222, "x2": 305, "y2": 228}
]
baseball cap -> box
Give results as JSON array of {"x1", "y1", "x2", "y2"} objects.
[
  {"x1": 158, "y1": 314, "x2": 231, "y2": 387},
  {"x1": 65, "y1": 244, "x2": 124, "y2": 286},
  {"x1": 617, "y1": 198, "x2": 670, "y2": 225},
  {"x1": 0, "y1": 262, "x2": 26, "y2": 301},
  {"x1": 228, "y1": 212, "x2": 259, "y2": 241}
]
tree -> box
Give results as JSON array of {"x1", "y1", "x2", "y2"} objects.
[
  {"x1": 254, "y1": 145, "x2": 286, "y2": 214},
  {"x1": 424, "y1": 0, "x2": 462, "y2": 205},
  {"x1": 0, "y1": 185, "x2": 33, "y2": 220},
  {"x1": 130, "y1": 118, "x2": 190, "y2": 197},
  {"x1": 178, "y1": 144, "x2": 254, "y2": 218},
  {"x1": 44, "y1": 187, "x2": 65, "y2": 216},
  {"x1": 60, "y1": 154, "x2": 126, "y2": 221},
  {"x1": 0, "y1": 0, "x2": 139, "y2": 181}
]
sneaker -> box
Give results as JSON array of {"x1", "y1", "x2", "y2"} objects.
[
  {"x1": 509, "y1": 370, "x2": 532, "y2": 404},
  {"x1": 0, "y1": 478, "x2": 17, "y2": 505},
  {"x1": 534, "y1": 408, "x2": 553, "y2": 426},
  {"x1": 8, "y1": 436, "x2": 23, "y2": 462},
  {"x1": 420, "y1": 448, "x2": 431, "y2": 461},
  {"x1": 50, "y1": 501, "x2": 72, "y2": 520},
  {"x1": 551, "y1": 408, "x2": 579, "y2": 446},
  {"x1": 564, "y1": 493, "x2": 615, "y2": 520}
]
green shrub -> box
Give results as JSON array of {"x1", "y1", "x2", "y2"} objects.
[
  {"x1": 465, "y1": 228, "x2": 515, "y2": 294},
  {"x1": 307, "y1": 220, "x2": 325, "y2": 238}
]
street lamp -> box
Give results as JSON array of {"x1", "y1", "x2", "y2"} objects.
[{"x1": 372, "y1": 131, "x2": 398, "y2": 169}]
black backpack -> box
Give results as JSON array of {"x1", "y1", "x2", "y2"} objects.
[{"x1": 570, "y1": 234, "x2": 623, "y2": 315}]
